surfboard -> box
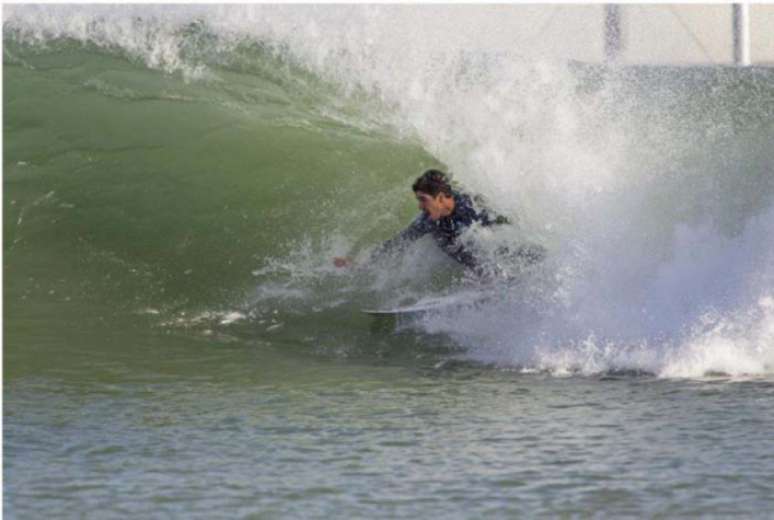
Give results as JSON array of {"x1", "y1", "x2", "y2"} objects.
[
  {"x1": 361, "y1": 302, "x2": 446, "y2": 317},
  {"x1": 362, "y1": 293, "x2": 486, "y2": 317}
]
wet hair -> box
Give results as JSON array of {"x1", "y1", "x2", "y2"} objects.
[{"x1": 412, "y1": 169, "x2": 453, "y2": 197}]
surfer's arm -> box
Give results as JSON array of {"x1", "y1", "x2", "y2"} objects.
[
  {"x1": 334, "y1": 215, "x2": 431, "y2": 268},
  {"x1": 370, "y1": 214, "x2": 431, "y2": 260}
]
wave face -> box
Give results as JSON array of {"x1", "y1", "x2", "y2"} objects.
[{"x1": 5, "y1": 5, "x2": 774, "y2": 377}]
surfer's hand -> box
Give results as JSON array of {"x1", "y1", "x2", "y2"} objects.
[{"x1": 333, "y1": 256, "x2": 352, "y2": 268}]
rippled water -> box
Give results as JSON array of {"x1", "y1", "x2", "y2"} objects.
[{"x1": 5, "y1": 320, "x2": 774, "y2": 517}]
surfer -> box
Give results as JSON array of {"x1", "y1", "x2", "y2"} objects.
[{"x1": 334, "y1": 169, "x2": 544, "y2": 273}]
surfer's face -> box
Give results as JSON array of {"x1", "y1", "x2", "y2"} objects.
[{"x1": 415, "y1": 191, "x2": 453, "y2": 221}]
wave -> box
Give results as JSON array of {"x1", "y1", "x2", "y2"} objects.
[{"x1": 4, "y1": 5, "x2": 774, "y2": 378}]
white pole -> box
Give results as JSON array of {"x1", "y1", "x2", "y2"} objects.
[
  {"x1": 733, "y1": 3, "x2": 751, "y2": 66},
  {"x1": 604, "y1": 4, "x2": 622, "y2": 63}
]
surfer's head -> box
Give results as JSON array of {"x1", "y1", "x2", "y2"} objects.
[{"x1": 413, "y1": 169, "x2": 455, "y2": 221}]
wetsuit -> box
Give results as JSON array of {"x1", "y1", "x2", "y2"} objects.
[{"x1": 373, "y1": 190, "x2": 510, "y2": 270}]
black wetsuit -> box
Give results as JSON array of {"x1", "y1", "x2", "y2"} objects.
[{"x1": 373, "y1": 190, "x2": 510, "y2": 270}]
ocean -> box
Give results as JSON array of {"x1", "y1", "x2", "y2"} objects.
[{"x1": 4, "y1": 5, "x2": 774, "y2": 518}]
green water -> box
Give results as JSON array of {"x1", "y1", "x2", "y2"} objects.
[{"x1": 5, "y1": 13, "x2": 774, "y2": 518}]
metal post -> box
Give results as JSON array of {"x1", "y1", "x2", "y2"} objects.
[
  {"x1": 732, "y1": 3, "x2": 751, "y2": 66},
  {"x1": 604, "y1": 4, "x2": 622, "y2": 63}
]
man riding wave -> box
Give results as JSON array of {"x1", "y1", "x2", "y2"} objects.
[{"x1": 334, "y1": 169, "x2": 544, "y2": 274}]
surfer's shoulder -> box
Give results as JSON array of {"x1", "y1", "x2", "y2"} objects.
[
  {"x1": 465, "y1": 192, "x2": 510, "y2": 225},
  {"x1": 451, "y1": 190, "x2": 475, "y2": 214}
]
